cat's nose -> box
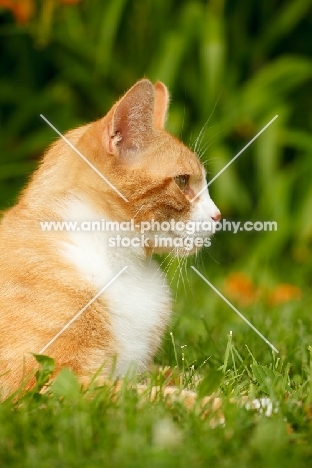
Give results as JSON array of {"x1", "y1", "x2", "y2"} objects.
[{"x1": 211, "y1": 210, "x2": 221, "y2": 222}]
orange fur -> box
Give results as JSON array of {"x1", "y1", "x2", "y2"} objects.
[{"x1": 0, "y1": 79, "x2": 220, "y2": 396}]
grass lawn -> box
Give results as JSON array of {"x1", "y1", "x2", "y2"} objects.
[{"x1": 1, "y1": 256, "x2": 311, "y2": 467}]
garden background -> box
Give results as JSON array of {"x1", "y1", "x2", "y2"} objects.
[{"x1": 1, "y1": 0, "x2": 312, "y2": 466}]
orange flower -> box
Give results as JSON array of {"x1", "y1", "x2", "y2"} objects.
[
  {"x1": 0, "y1": 0, "x2": 34, "y2": 24},
  {"x1": 269, "y1": 284, "x2": 302, "y2": 306},
  {"x1": 0, "y1": 0, "x2": 83, "y2": 24},
  {"x1": 223, "y1": 272, "x2": 258, "y2": 306}
]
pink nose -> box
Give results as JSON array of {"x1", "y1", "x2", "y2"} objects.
[{"x1": 211, "y1": 211, "x2": 221, "y2": 222}]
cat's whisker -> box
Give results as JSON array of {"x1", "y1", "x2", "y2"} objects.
[
  {"x1": 200, "y1": 156, "x2": 219, "y2": 167},
  {"x1": 175, "y1": 259, "x2": 183, "y2": 296},
  {"x1": 169, "y1": 259, "x2": 180, "y2": 288},
  {"x1": 179, "y1": 255, "x2": 189, "y2": 297},
  {"x1": 198, "y1": 138, "x2": 216, "y2": 161},
  {"x1": 177, "y1": 256, "x2": 187, "y2": 297},
  {"x1": 183, "y1": 255, "x2": 191, "y2": 294},
  {"x1": 184, "y1": 257, "x2": 191, "y2": 292},
  {"x1": 192, "y1": 118, "x2": 213, "y2": 153},
  {"x1": 164, "y1": 255, "x2": 176, "y2": 276},
  {"x1": 197, "y1": 128, "x2": 224, "y2": 162},
  {"x1": 160, "y1": 247, "x2": 176, "y2": 275},
  {"x1": 152, "y1": 248, "x2": 174, "y2": 280},
  {"x1": 205, "y1": 247, "x2": 220, "y2": 265},
  {"x1": 161, "y1": 252, "x2": 176, "y2": 289},
  {"x1": 133, "y1": 205, "x2": 145, "y2": 219},
  {"x1": 197, "y1": 251, "x2": 205, "y2": 273},
  {"x1": 169, "y1": 250, "x2": 187, "y2": 292},
  {"x1": 194, "y1": 125, "x2": 218, "y2": 158},
  {"x1": 192, "y1": 93, "x2": 221, "y2": 153},
  {"x1": 158, "y1": 250, "x2": 173, "y2": 269}
]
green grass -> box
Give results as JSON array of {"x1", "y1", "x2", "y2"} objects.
[{"x1": 1, "y1": 263, "x2": 312, "y2": 467}]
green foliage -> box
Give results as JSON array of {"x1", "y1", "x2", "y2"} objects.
[
  {"x1": 32, "y1": 354, "x2": 55, "y2": 390},
  {"x1": 50, "y1": 367, "x2": 81, "y2": 399},
  {"x1": 1, "y1": 1, "x2": 312, "y2": 465}
]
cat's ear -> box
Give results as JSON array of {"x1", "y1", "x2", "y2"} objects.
[
  {"x1": 153, "y1": 81, "x2": 170, "y2": 128},
  {"x1": 104, "y1": 79, "x2": 155, "y2": 156}
]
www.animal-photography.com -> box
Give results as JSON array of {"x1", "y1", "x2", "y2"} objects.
[{"x1": 0, "y1": 1, "x2": 312, "y2": 467}]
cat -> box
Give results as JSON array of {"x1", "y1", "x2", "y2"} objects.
[{"x1": 0, "y1": 79, "x2": 220, "y2": 396}]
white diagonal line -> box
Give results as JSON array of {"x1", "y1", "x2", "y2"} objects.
[
  {"x1": 191, "y1": 115, "x2": 278, "y2": 202},
  {"x1": 40, "y1": 114, "x2": 129, "y2": 203},
  {"x1": 39, "y1": 266, "x2": 128, "y2": 354},
  {"x1": 191, "y1": 266, "x2": 279, "y2": 353}
]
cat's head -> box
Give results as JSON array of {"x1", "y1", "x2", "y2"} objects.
[{"x1": 78, "y1": 79, "x2": 220, "y2": 256}]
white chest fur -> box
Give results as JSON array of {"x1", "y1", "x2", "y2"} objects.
[{"x1": 60, "y1": 199, "x2": 171, "y2": 374}]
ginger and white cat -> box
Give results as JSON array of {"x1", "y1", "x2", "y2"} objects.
[{"x1": 0, "y1": 79, "x2": 220, "y2": 395}]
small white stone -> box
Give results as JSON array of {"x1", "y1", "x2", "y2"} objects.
[{"x1": 152, "y1": 417, "x2": 183, "y2": 448}]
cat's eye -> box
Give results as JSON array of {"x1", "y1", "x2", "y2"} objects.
[{"x1": 174, "y1": 175, "x2": 189, "y2": 192}]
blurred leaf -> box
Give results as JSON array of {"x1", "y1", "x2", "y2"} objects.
[
  {"x1": 251, "y1": 364, "x2": 282, "y2": 394},
  {"x1": 254, "y1": 0, "x2": 312, "y2": 59},
  {"x1": 197, "y1": 369, "x2": 223, "y2": 398},
  {"x1": 94, "y1": 0, "x2": 129, "y2": 76},
  {"x1": 200, "y1": 5, "x2": 225, "y2": 111},
  {"x1": 208, "y1": 145, "x2": 251, "y2": 214},
  {"x1": 149, "y1": 2, "x2": 202, "y2": 86},
  {"x1": 50, "y1": 368, "x2": 81, "y2": 398},
  {"x1": 254, "y1": 110, "x2": 284, "y2": 191},
  {"x1": 242, "y1": 56, "x2": 312, "y2": 113},
  {"x1": 32, "y1": 354, "x2": 55, "y2": 391}
]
